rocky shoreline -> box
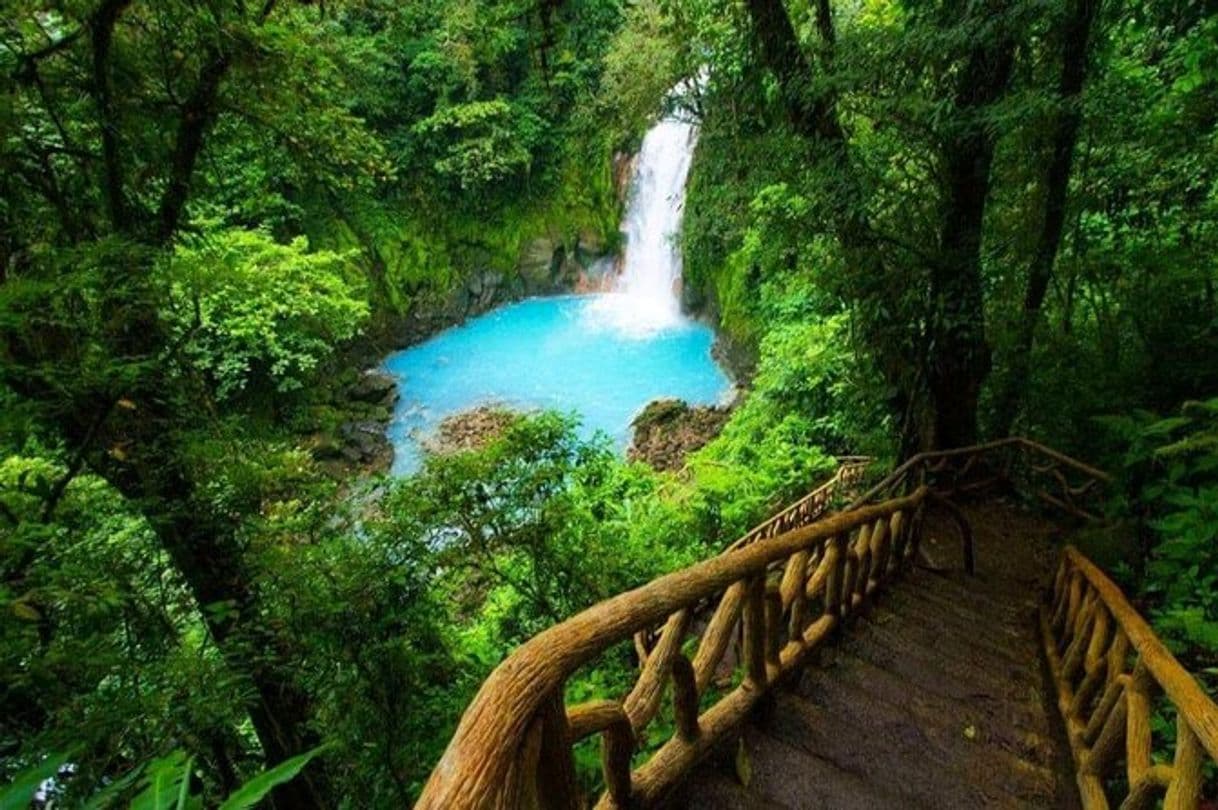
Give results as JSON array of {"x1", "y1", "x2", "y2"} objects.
[
  {"x1": 336, "y1": 394, "x2": 736, "y2": 474},
  {"x1": 312, "y1": 229, "x2": 617, "y2": 477},
  {"x1": 321, "y1": 308, "x2": 746, "y2": 478},
  {"x1": 320, "y1": 301, "x2": 745, "y2": 477},
  {"x1": 308, "y1": 368, "x2": 400, "y2": 475}
]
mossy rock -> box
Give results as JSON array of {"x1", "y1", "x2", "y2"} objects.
[{"x1": 631, "y1": 398, "x2": 689, "y2": 430}]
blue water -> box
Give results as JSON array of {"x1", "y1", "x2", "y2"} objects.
[{"x1": 383, "y1": 295, "x2": 733, "y2": 474}]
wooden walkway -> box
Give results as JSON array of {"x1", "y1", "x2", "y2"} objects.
[
  {"x1": 416, "y1": 441, "x2": 1218, "y2": 810},
  {"x1": 669, "y1": 502, "x2": 1080, "y2": 809}
]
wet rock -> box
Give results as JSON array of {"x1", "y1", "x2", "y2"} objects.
[
  {"x1": 467, "y1": 269, "x2": 506, "y2": 310},
  {"x1": 573, "y1": 255, "x2": 618, "y2": 293},
  {"x1": 612, "y1": 152, "x2": 637, "y2": 204},
  {"x1": 310, "y1": 436, "x2": 344, "y2": 461},
  {"x1": 518, "y1": 237, "x2": 586, "y2": 295},
  {"x1": 711, "y1": 332, "x2": 758, "y2": 382},
  {"x1": 518, "y1": 238, "x2": 563, "y2": 293},
  {"x1": 576, "y1": 228, "x2": 606, "y2": 258},
  {"x1": 348, "y1": 369, "x2": 399, "y2": 407},
  {"x1": 336, "y1": 420, "x2": 393, "y2": 469},
  {"x1": 628, "y1": 398, "x2": 733, "y2": 472}
]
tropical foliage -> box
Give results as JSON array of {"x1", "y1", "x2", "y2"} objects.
[{"x1": 1, "y1": 0, "x2": 1215, "y2": 805}]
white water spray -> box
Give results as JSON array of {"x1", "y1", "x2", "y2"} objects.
[{"x1": 586, "y1": 97, "x2": 699, "y2": 336}]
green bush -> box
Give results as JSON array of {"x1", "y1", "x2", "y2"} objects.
[
  {"x1": 161, "y1": 228, "x2": 369, "y2": 401},
  {"x1": 1102, "y1": 399, "x2": 1218, "y2": 670}
]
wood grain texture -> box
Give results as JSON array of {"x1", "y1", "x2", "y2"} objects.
[{"x1": 1042, "y1": 546, "x2": 1218, "y2": 810}]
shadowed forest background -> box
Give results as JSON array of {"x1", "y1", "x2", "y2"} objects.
[{"x1": 1, "y1": 0, "x2": 1216, "y2": 805}]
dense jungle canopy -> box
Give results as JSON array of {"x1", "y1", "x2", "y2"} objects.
[{"x1": 0, "y1": 0, "x2": 1215, "y2": 805}]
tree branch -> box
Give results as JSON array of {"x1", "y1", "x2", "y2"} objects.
[
  {"x1": 10, "y1": 27, "x2": 83, "y2": 83},
  {"x1": 154, "y1": 46, "x2": 232, "y2": 244},
  {"x1": 41, "y1": 399, "x2": 116, "y2": 523},
  {"x1": 90, "y1": 0, "x2": 134, "y2": 234}
]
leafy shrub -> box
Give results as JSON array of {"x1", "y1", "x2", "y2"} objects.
[
  {"x1": 1102, "y1": 399, "x2": 1218, "y2": 670},
  {"x1": 161, "y1": 228, "x2": 368, "y2": 401},
  {"x1": 410, "y1": 99, "x2": 545, "y2": 193}
]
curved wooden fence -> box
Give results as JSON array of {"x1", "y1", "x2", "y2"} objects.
[
  {"x1": 725, "y1": 456, "x2": 871, "y2": 551},
  {"x1": 417, "y1": 490, "x2": 927, "y2": 810},
  {"x1": 1043, "y1": 548, "x2": 1218, "y2": 809},
  {"x1": 415, "y1": 438, "x2": 1216, "y2": 810}
]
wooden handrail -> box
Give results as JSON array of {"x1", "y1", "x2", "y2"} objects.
[
  {"x1": 726, "y1": 457, "x2": 871, "y2": 551},
  {"x1": 417, "y1": 489, "x2": 926, "y2": 809},
  {"x1": 1042, "y1": 547, "x2": 1218, "y2": 809},
  {"x1": 852, "y1": 436, "x2": 1112, "y2": 507},
  {"x1": 416, "y1": 438, "x2": 1143, "y2": 810}
]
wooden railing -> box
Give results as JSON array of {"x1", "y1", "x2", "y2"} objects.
[
  {"x1": 415, "y1": 438, "x2": 1208, "y2": 810},
  {"x1": 417, "y1": 489, "x2": 928, "y2": 810},
  {"x1": 850, "y1": 436, "x2": 1111, "y2": 518},
  {"x1": 1042, "y1": 548, "x2": 1218, "y2": 809},
  {"x1": 630, "y1": 457, "x2": 869, "y2": 663},
  {"x1": 726, "y1": 456, "x2": 870, "y2": 551}
]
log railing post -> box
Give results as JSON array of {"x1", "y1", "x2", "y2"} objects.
[
  {"x1": 823, "y1": 534, "x2": 845, "y2": 619},
  {"x1": 692, "y1": 582, "x2": 744, "y2": 694},
  {"x1": 536, "y1": 690, "x2": 582, "y2": 810},
  {"x1": 1068, "y1": 608, "x2": 1111, "y2": 719},
  {"x1": 671, "y1": 654, "x2": 700, "y2": 742},
  {"x1": 888, "y1": 510, "x2": 908, "y2": 573},
  {"x1": 566, "y1": 700, "x2": 635, "y2": 810},
  {"x1": 743, "y1": 575, "x2": 768, "y2": 687},
  {"x1": 1125, "y1": 659, "x2": 1154, "y2": 791},
  {"x1": 854, "y1": 523, "x2": 873, "y2": 595},
  {"x1": 1163, "y1": 715, "x2": 1204, "y2": 810},
  {"x1": 871, "y1": 516, "x2": 891, "y2": 585},
  {"x1": 601, "y1": 713, "x2": 635, "y2": 809},
  {"x1": 764, "y1": 585, "x2": 783, "y2": 676},
  {"x1": 1083, "y1": 684, "x2": 1127, "y2": 777},
  {"x1": 841, "y1": 548, "x2": 860, "y2": 618},
  {"x1": 782, "y1": 550, "x2": 809, "y2": 640}
]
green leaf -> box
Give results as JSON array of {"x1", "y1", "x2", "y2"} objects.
[
  {"x1": 0, "y1": 752, "x2": 69, "y2": 810},
  {"x1": 130, "y1": 752, "x2": 190, "y2": 810},
  {"x1": 175, "y1": 756, "x2": 193, "y2": 810},
  {"x1": 217, "y1": 744, "x2": 329, "y2": 810},
  {"x1": 80, "y1": 764, "x2": 145, "y2": 810}
]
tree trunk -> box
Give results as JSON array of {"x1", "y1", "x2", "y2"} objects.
[
  {"x1": 89, "y1": 0, "x2": 134, "y2": 234},
  {"x1": 78, "y1": 376, "x2": 332, "y2": 809},
  {"x1": 990, "y1": 0, "x2": 1100, "y2": 436},
  {"x1": 10, "y1": 17, "x2": 328, "y2": 799},
  {"x1": 743, "y1": 0, "x2": 842, "y2": 141},
  {"x1": 927, "y1": 5, "x2": 1016, "y2": 449},
  {"x1": 742, "y1": 0, "x2": 927, "y2": 455}
]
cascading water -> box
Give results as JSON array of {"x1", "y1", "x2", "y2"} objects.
[
  {"x1": 383, "y1": 88, "x2": 729, "y2": 474},
  {"x1": 586, "y1": 108, "x2": 698, "y2": 335}
]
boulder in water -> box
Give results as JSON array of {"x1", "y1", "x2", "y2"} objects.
[
  {"x1": 629, "y1": 398, "x2": 732, "y2": 472},
  {"x1": 421, "y1": 406, "x2": 518, "y2": 456}
]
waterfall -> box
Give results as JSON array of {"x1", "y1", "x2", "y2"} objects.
[{"x1": 586, "y1": 102, "x2": 699, "y2": 336}]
